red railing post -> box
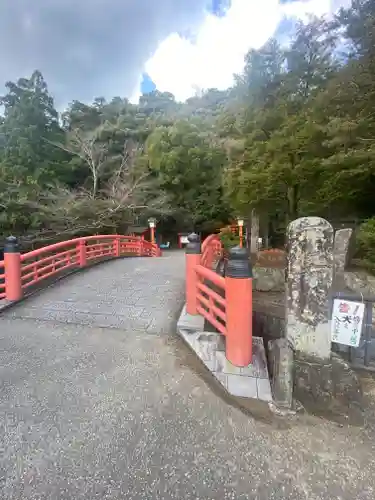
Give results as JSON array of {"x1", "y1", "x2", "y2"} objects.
[
  {"x1": 225, "y1": 246, "x2": 252, "y2": 367},
  {"x1": 139, "y1": 236, "x2": 145, "y2": 257},
  {"x1": 114, "y1": 236, "x2": 120, "y2": 257},
  {"x1": 186, "y1": 233, "x2": 201, "y2": 315},
  {"x1": 4, "y1": 236, "x2": 22, "y2": 301},
  {"x1": 78, "y1": 239, "x2": 87, "y2": 267}
]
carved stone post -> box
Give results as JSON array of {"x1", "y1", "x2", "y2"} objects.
[
  {"x1": 286, "y1": 216, "x2": 334, "y2": 360},
  {"x1": 280, "y1": 217, "x2": 363, "y2": 421},
  {"x1": 333, "y1": 228, "x2": 353, "y2": 275}
]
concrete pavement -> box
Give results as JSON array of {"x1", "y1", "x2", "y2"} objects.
[{"x1": 1, "y1": 251, "x2": 375, "y2": 499}]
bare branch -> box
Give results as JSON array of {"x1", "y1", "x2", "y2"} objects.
[{"x1": 1, "y1": 126, "x2": 170, "y2": 243}]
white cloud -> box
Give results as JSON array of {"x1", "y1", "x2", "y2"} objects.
[{"x1": 141, "y1": 0, "x2": 351, "y2": 102}]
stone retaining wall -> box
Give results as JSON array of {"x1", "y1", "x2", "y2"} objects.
[{"x1": 253, "y1": 266, "x2": 285, "y2": 292}]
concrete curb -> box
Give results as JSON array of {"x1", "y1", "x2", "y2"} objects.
[{"x1": 176, "y1": 303, "x2": 273, "y2": 403}]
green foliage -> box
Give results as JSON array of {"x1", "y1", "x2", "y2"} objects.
[
  {"x1": 222, "y1": 3, "x2": 375, "y2": 233},
  {"x1": 354, "y1": 218, "x2": 375, "y2": 271},
  {"x1": 146, "y1": 121, "x2": 230, "y2": 230},
  {"x1": 2, "y1": 0, "x2": 375, "y2": 246},
  {"x1": 0, "y1": 71, "x2": 69, "y2": 182},
  {"x1": 0, "y1": 75, "x2": 170, "y2": 242},
  {"x1": 218, "y1": 228, "x2": 240, "y2": 250}
]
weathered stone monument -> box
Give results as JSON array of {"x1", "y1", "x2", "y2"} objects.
[
  {"x1": 333, "y1": 227, "x2": 353, "y2": 275},
  {"x1": 282, "y1": 217, "x2": 363, "y2": 422},
  {"x1": 286, "y1": 216, "x2": 334, "y2": 359}
]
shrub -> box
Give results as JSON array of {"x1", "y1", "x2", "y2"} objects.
[
  {"x1": 218, "y1": 227, "x2": 240, "y2": 250},
  {"x1": 355, "y1": 218, "x2": 375, "y2": 272}
]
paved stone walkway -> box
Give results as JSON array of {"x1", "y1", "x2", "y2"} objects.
[{"x1": 1, "y1": 251, "x2": 375, "y2": 499}]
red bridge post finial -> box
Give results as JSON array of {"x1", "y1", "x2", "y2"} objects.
[
  {"x1": 78, "y1": 239, "x2": 87, "y2": 267},
  {"x1": 185, "y1": 233, "x2": 253, "y2": 367},
  {"x1": 4, "y1": 236, "x2": 22, "y2": 301},
  {"x1": 114, "y1": 236, "x2": 121, "y2": 258},
  {"x1": 185, "y1": 233, "x2": 201, "y2": 315},
  {"x1": 225, "y1": 246, "x2": 253, "y2": 366}
]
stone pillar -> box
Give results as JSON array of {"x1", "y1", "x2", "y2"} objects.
[
  {"x1": 333, "y1": 228, "x2": 353, "y2": 274},
  {"x1": 281, "y1": 217, "x2": 364, "y2": 421},
  {"x1": 286, "y1": 216, "x2": 334, "y2": 360},
  {"x1": 250, "y1": 209, "x2": 259, "y2": 255}
]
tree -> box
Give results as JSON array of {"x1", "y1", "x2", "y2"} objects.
[
  {"x1": 0, "y1": 70, "x2": 67, "y2": 182},
  {"x1": 11, "y1": 133, "x2": 168, "y2": 244},
  {"x1": 56, "y1": 127, "x2": 109, "y2": 198},
  {"x1": 139, "y1": 90, "x2": 178, "y2": 116},
  {"x1": 2, "y1": 3, "x2": 375, "y2": 246},
  {"x1": 311, "y1": 0, "x2": 375, "y2": 218},
  {"x1": 147, "y1": 120, "x2": 230, "y2": 230},
  {"x1": 224, "y1": 19, "x2": 340, "y2": 225}
]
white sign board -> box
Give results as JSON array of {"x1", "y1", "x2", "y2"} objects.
[
  {"x1": 331, "y1": 299, "x2": 365, "y2": 347},
  {"x1": 180, "y1": 236, "x2": 189, "y2": 244}
]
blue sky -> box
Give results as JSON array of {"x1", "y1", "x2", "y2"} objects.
[
  {"x1": 141, "y1": 0, "x2": 230, "y2": 95},
  {"x1": 141, "y1": 0, "x2": 352, "y2": 102},
  {"x1": 0, "y1": 0, "x2": 351, "y2": 105},
  {"x1": 141, "y1": 74, "x2": 156, "y2": 94},
  {"x1": 211, "y1": 0, "x2": 231, "y2": 16}
]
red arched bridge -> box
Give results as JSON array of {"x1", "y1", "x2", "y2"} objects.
[
  {"x1": 0, "y1": 233, "x2": 253, "y2": 369},
  {"x1": 0, "y1": 233, "x2": 372, "y2": 499}
]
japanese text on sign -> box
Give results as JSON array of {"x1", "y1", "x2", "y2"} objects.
[{"x1": 331, "y1": 299, "x2": 365, "y2": 347}]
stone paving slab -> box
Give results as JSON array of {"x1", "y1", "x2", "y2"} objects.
[
  {"x1": 177, "y1": 306, "x2": 272, "y2": 402},
  {"x1": 177, "y1": 304, "x2": 205, "y2": 331},
  {"x1": 7, "y1": 254, "x2": 185, "y2": 335}
]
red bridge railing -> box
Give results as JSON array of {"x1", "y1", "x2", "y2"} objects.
[
  {"x1": 185, "y1": 233, "x2": 253, "y2": 367},
  {"x1": 0, "y1": 234, "x2": 161, "y2": 302}
]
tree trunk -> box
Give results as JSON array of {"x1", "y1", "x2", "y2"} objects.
[
  {"x1": 250, "y1": 209, "x2": 259, "y2": 254},
  {"x1": 287, "y1": 184, "x2": 299, "y2": 223},
  {"x1": 261, "y1": 213, "x2": 269, "y2": 249},
  {"x1": 245, "y1": 211, "x2": 252, "y2": 249},
  {"x1": 92, "y1": 171, "x2": 98, "y2": 199}
]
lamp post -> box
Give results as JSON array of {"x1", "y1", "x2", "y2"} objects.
[
  {"x1": 148, "y1": 217, "x2": 156, "y2": 245},
  {"x1": 237, "y1": 216, "x2": 244, "y2": 248}
]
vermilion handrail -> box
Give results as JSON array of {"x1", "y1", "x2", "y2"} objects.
[
  {"x1": 195, "y1": 264, "x2": 226, "y2": 335},
  {"x1": 195, "y1": 263, "x2": 225, "y2": 289},
  {"x1": 0, "y1": 234, "x2": 161, "y2": 302},
  {"x1": 20, "y1": 234, "x2": 139, "y2": 261},
  {"x1": 185, "y1": 232, "x2": 253, "y2": 367},
  {"x1": 0, "y1": 267, "x2": 5, "y2": 299}
]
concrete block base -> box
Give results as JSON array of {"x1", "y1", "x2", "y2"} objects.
[
  {"x1": 268, "y1": 338, "x2": 294, "y2": 409},
  {"x1": 177, "y1": 305, "x2": 272, "y2": 403},
  {"x1": 177, "y1": 305, "x2": 205, "y2": 331},
  {"x1": 294, "y1": 351, "x2": 365, "y2": 425}
]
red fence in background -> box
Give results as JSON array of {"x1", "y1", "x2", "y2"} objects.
[
  {"x1": 185, "y1": 233, "x2": 253, "y2": 367},
  {"x1": 0, "y1": 234, "x2": 161, "y2": 302}
]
